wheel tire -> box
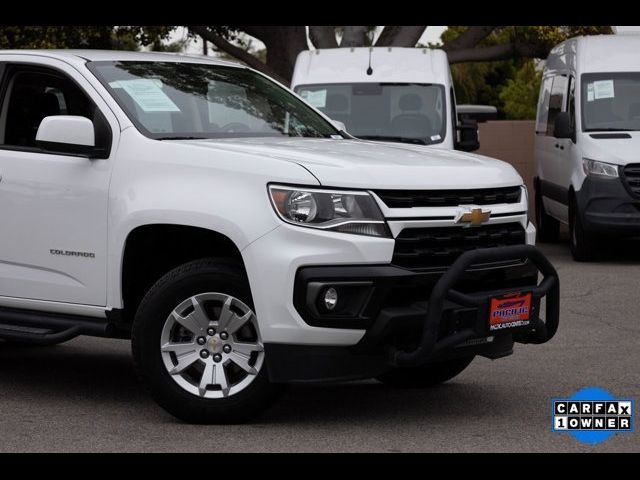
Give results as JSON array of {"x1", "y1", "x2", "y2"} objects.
[
  {"x1": 535, "y1": 187, "x2": 560, "y2": 243},
  {"x1": 132, "y1": 258, "x2": 281, "y2": 424},
  {"x1": 569, "y1": 201, "x2": 598, "y2": 262},
  {"x1": 376, "y1": 356, "x2": 474, "y2": 389}
]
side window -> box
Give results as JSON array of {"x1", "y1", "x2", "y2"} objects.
[
  {"x1": 0, "y1": 67, "x2": 106, "y2": 151},
  {"x1": 568, "y1": 76, "x2": 576, "y2": 134},
  {"x1": 450, "y1": 87, "x2": 458, "y2": 136},
  {"x1": 535, "y1": 76, "x2": 553, "y2": 134},
  {"x1": 546, "y1": 75, "x2": 568, "y2": 136}
]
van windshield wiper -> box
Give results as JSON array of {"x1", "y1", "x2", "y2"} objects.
[
  {"x1": 156, "y1": 136, "x2": 207, "y2": 141},
  {"x1": 357, "y1": 135, "x2": 427, "y2": 145}
]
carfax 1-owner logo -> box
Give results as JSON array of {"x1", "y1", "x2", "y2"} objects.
[{"x1": 552, "y1": 387, "x2": 634, "y2": 445}]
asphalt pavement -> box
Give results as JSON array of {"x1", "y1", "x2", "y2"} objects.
[{"x1": 0, "y1": 240, "x2": 638, "y2": 452}]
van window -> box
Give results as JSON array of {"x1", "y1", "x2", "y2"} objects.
[
  {"x1": 295, "y1": 83, "x2": 447, "y2": 146},
  {"x1": 536, "y1": 76, "x2": 553, "y2": 134},
  {"x1": 546, "y1": 75, "x2": 568, "y2": 136},
  {"x1": 581, "y1": 72, "x2": 640, "y2": 132},
  {"x1": 568, "y1": 76, "x2": 576, "y2": 133}
]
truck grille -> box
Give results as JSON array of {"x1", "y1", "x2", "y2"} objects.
[
  {"x1": 392, "y1": 223, "x2": 526, "y2": 271},
  {"x1": 622, "y1": 164, "x2": 640, "y2": 197},
  {"x1": 374, "y1": 186, "x2": 521, "y2": 208}
]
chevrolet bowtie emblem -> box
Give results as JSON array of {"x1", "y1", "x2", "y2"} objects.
[{"x1": 457, "y1": 208, "x2": 491, "y2": 227}]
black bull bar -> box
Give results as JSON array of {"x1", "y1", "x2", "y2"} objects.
[{"x1": 390, "y1": 245, "x2": 560, "y2": 367}]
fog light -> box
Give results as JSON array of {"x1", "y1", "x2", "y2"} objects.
[{"x1": 323, "y1": 288, "x2": 338, "y2": 311}]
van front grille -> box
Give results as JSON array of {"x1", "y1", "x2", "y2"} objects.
[
  {"x1": 392, "y1": 223, "x2": 526, "y2": 271},
  {"x1": 622, "y1": 164, "x2": 640, "y2": 197}
]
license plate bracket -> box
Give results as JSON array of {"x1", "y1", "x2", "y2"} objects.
[{"x1": 488, "y1": 292, "x2": 533, "y2": 333}]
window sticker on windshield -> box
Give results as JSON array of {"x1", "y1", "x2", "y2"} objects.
[
  {"x1": 593, "y1": 80, "x2": 615, "y2": 100},
  {"x1": 587, "y1": 83, "x2": 595, "y2": 102},
  {"x1": 431, "y1": 134, "x2": 442, "y2": 142},
  {"x1": 300, "y1": 90, "x2": 327, "y2": 108},
  {"x1": 117, "y1": 79, "x2": 180, "y2": 113}
]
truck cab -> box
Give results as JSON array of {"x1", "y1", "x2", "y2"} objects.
[{"x1": 291, "y1": 47, "x2": 479, "y2": 151}]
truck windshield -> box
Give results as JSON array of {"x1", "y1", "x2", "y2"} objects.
[
  {"x1": 582, "y1": 73, "x2": 640, "y2": 132},
  {"x1": 294, "y1": 83, "x2": 446, "y2": 145},
  {"x1": 87, "y1": 61, "x2": 340, "y2": 140}
]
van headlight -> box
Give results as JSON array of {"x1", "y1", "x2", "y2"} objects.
[
  {"x1": 582, "y1": 158, "x2": 619, "y2": 178},
  {"x1": 269, "y1": 185, "x2": 391, "y2": 237}
]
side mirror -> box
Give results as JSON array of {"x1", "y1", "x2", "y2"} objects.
[
  {"x1": 331, "y1": 119, "x2": 347, "y2": 133},
  {"x1": 553, "y1": 112, "x2": 574, "y2": 140},
  {"x1": 456, "y1": 119, "x2": 480, "y2": 152},
  {"x1": 36, "y1": 115, "x2": 96, "y2": 156}
]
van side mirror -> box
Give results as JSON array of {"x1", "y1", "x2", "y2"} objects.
[
  {"x1": 456, "y1": 119, "x2": 480, "y2": 152},
  {"x1": 36, "y1": 115, "x2": 97, "y2": 157},
  {"x1": 553, "y1": 112, "x2": 574, "y2": 140}
]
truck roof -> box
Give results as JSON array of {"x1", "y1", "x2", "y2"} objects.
[
  {"x1": 0, "y1": 49, "x2": 244, "y2": 68},
  {"x1": 546, "y1": 35, "x2": 640, "y2": 74},
  {"x1": 291, "y1": 47, "x2": 451, "y2": 87}
]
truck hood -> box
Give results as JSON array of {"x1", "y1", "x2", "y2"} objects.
[{"x1": 174, "y1": 137, "x2": 522, "y2": 190}]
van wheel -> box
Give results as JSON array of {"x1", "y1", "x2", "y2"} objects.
[
  {"x1": 376, "y1": 356, "x2": 474, "y2": 388},
  {"x1": 132, "y1": 258, "x2": 281, "y2": 424},
  {"x1": 535, "y1": 188, "x2": 560, "y2": 242},
  {"x1": 569, "y1": 202, "x2": 598, "y2": 262}
]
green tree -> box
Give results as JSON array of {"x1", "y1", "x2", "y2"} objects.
[{"x1": 499, "y1": 61, "x2": 542, "y2": 119}]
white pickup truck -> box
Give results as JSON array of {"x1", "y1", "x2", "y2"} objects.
[{"x1": 0, "y1": 50, "x2": 559, "y2": 423}]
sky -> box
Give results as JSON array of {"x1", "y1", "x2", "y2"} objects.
[{"x1": 170, "y1": 26, "x2": 448, "y2": 56}]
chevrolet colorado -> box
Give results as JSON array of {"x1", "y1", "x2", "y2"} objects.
[{"x1": 0, "y1": 50, "x2": 559, "y2": 423}]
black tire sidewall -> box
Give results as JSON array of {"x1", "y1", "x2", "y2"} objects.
[{"x1": 132, "y1": 259, "x2": 278, "y2": 424}]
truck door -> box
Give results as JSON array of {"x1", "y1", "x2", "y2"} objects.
[{"x1": 0, "y1": 59, "x2": 118, "y2": 307}]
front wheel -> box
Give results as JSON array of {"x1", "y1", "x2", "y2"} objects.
[
  {"x1": 132, "y1": 259, "x2": 281, "y2": 424},
  {"x1": 376, "y1": 356, "x2": 474, "y2": 388},
  {"x1": 569, "y1": 202, "x2": 598, "y2": 262}
]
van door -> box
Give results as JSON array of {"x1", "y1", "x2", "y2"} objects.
[
  {"x1": 536, "y1": 74, "x2": 571, "y2": 222},
  {"x1": 0, "y1": 59, "x2": 117, "y2": 307}
]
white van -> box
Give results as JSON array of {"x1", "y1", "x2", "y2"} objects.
[
  {"x1": 291, "y1": 47, "x2": 480, "y2": 151},
  {"x1": 535, "y1": 35, "x2": 640, "y2": 260}
]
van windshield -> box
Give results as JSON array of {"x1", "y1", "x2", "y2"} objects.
[
  {"x1": 294, "y1": 83, "x2": 446, "y2": 145},
  {"x1": 87, "y1": 61, "x2": 340, "y2": 140},
  {"x1": 582, "y1": 73, "x2": 640, "y2": 132}
]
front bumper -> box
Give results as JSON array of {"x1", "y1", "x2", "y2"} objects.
[
  {"x1": 265, "y1": 245, "x2": 559, "y2": 383},
  {"x1": 577, "y1": 176, "x2": 640, "y2": 234}
]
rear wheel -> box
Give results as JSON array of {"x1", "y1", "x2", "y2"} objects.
[
  {"x1": 132, "y1": 258, "x2": 281, "y2": 424},
  {"x1": 569, "y1": 201, "x2": 598, "y2": 262},
  {"x1": 535, "y1": 186, "x2": 560, "y2": 243},
  {"x1": 376, "y1": 356, "x2": 474, "y2": 388}
]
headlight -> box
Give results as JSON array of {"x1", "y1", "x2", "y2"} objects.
[
  {"x1": 269, "y1": 185, "x2": 390, "y2": 237},
  {"x1": 582, "y1": 158, "x2": 619, "y2": 178}
]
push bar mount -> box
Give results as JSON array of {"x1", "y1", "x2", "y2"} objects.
[{"x1": 391, "y1": 245, "x2": 560, "y2": 367}]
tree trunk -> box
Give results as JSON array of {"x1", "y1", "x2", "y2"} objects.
[
  {"x1": 341, "y1": 26, "x2": 368, "y2": 47},
  {"x1": 260, "y1": 26, "x2": 309, "y2": 85},
  {"x1": 376, "y1": 26, "x2": 427, "y2": 47},
  {"x1": 309, "y1": 26, "x2": 338, "y2": 48}
]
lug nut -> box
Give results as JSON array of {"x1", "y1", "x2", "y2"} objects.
[
  {"x1": 220, "y1": 332, "x2": 229, "y2": 340},
  {"x1": 197, "y1": 337, "x2": 206, "y2": 346},
  {"x1": 207, "y1": 328, "x2": 216, "y2": 336},
  {"x1": 213, "y1": 354, "x2": 222, "y2": 363},
  {"x1": 200, "y1": 350, "x2": 210, "y2": 359},
  {"x1": 223, "y1": 344, "x2": 232, "y2": 354}
]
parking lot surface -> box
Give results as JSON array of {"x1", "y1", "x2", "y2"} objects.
[{"x1": 0, "y1": 241, "x2": 638, "y2": 452}]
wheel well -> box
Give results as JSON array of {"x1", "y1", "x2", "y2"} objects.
[{"x1": 120, "y1": 224, "x2": 244, "y2": 327}]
